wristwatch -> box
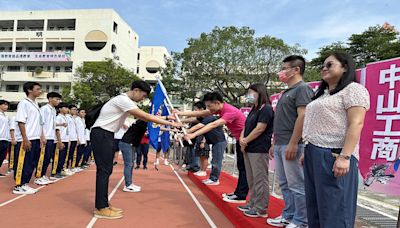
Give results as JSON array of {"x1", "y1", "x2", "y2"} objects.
[{"x1": 338, "y1": 154, "x2": 351, "y2": 160}]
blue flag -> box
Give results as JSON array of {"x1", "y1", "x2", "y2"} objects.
[
  {"x1": 147, "y1": 83, "x2": 170, "y2": 152},
  {"x1": 160, "y1": 104, "x2": 171, "y2": 152}
]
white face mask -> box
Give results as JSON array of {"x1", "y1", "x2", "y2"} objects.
[{"x1": 245, "y1": 94, "x2": 256, "y2": 104}]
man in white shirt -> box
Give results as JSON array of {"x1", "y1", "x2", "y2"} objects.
[
  {"x1": 74, "y1": 108, "x2": 87, "y2": 171},
  {"x1": 0, "y1": 100, "x2": 10, "y2": 177},
  {"x1": 34, "y1": 92, "x2": 62, "y2": 185},
  {"x1": 91, "y1": 80, "x2": 182, "y2": 219},
  {"x1": 14, "y1": 82, "x2": 45, "y2": 194},
  {"x1": 52, "y1": 102, "x2": 70, "y2": 178},
  {"x1": 9, "y1": 116, "x2": 22, "y2": 175},
  {"x1": 65, "y1": 105, "x2": 79, "y2": 172}
]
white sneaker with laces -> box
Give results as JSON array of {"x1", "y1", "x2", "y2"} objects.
[
  {"x1": 266, "y1": 215, "x2": 291, "y2": 227},
  {"x1": 203, "y1": 179, "x2": 220, "y2": 185},
  {"x1": 34, "y1": 177, "x2": 48, "y2": 186},
  {"x1": 286, "y1": 223, "x2": 306, "y2": 228},
  {"x1": 22, "y1": 184, "x2": 38, "y2": 193},
  {"x1": 13, "y1": 186, "x2": 34, "y2": 195},
  {"x1": 130, "y1": 183, "x2": 141, "y2": 190},
  {"x1": 42, "y1": 176, "x2": 54, "y2": 184},
  {"x1": 194, "y1": 171, "x2": 207, "y2": 176},
  {"x1": 154, "y1": 159, "x2": 160, "y2": 166},
  {"x1": 123, "y1": 185, "x2": 141, "y2": 192},
  {"x1": 164, "y1": 160, "x2": 169, "y2": 166}
]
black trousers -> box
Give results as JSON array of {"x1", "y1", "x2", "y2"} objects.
[
  {"x1": 91, "y1": 127, "x2": 114, "y2": 209},
  {"x1": 234, "y1": 142, "x2": 249, "y2": 199}
]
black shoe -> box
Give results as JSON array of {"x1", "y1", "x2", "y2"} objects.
[
  {"x1": 135, "y1": 166, "x2": 140, "y2": 170},
  {"x1": 222, "y1": 194, "x2": 246, "y2": 203},
  {"x1": 143, "y1": 166, "x2": 147, "y2": 170},
  {"x1": 0, "y1": 173, "x2": 6, "y2": 178}
]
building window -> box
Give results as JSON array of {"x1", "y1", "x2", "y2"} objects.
[
  {"x1": 137, "y1": 53, "x2": 140, "y2": 60},
  {"x1": 53, "y1": 85, "x2": 60, "y2": 92},
  {"x1": 7, "y1": 66, "x2": 20, "y2": 72},
  {"x1": 55, "y1": 66, "x2": 61, "y2": 72},
  {"x1": 47, "y1": 66, "x2": 51, "y2": 71},
  {"x1": 27, "y1": 66, "x2": 37, "y2": 72},
  {"x1": 111, "y1": 44, "x2": 117, "y2": 53},
  {"x1": 137, "y1": 67, "x2": 139, "y2": 74},
  {"x1": 46, "y1": 85, "x2": 50, "y2": 92},
  {"x1": 113, "y1": 22, "x2": 118, "y2": 34},
  {"x1": 6, "y1": 85, "x2": 19, "y2": 92},
  {"x1": 65, "y1": 66, "x2": 72, "y2": 72}
]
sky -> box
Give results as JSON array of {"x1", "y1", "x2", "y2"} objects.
[{"x1": 1, "y1": 0, "x2": 399, "y2": 60}]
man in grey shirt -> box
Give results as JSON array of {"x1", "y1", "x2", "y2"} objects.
[{"x1": 267, "y1": 55, "x2": 314, "y2": 228}]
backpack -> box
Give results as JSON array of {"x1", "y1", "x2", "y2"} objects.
[{"x1": 85, "y1": 101, "x2": 107, "y2": 129}]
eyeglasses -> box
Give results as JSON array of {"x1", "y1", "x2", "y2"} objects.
[{"x1": 321, "y1": 61, "x2": 338, "y2": 70}]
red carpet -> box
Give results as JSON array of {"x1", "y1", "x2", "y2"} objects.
[{"x1": 188, "y1": 171, "x2": 285, "y2": 228}]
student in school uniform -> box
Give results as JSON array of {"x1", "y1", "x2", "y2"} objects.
[
  {"x1": 65, "y1": 104, "x2": 78, "y2": 173},
  {"x1": 74, "y1": 108, "x2": 87, "y2": 171},
  {"x1": 8, "y1": 116, "x2": 22, "y2": 175},
  {"x1": 0, "y1": 100, "x2": 10, "y2": 177},
  {"x1": 34, "y1": 92, "x2": 62, "y2": 185},
  {"x1": 52, "y1": 102, "x2": 70, "y2": 178},
  {"x1": 13, "y1": 82, "x2": 45, "y2": 194}
]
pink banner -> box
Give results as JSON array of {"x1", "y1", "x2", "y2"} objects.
[{"x1": 359, "y1": 58, "x2": 400, "y2": 196}]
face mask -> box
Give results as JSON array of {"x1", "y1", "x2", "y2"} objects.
[
  {"x1": 245, "y1": 94, "x2": 256, "y2": 104},
  {"x1": 278, "y1": 71, "x2": 293, "y2": 83}
]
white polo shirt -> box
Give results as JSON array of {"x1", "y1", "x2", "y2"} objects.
[
  {"x1": 9, "y1": 117, "x2": 22, "y2": 142},
  {"x1": 66, "y1": 114, "x2": 78, "y2": 141},
  {"x1": 92, "y1": 93, "x2": 138, "y2": 133},
  {"x1": 15, "y1": 98, "x2": 43, "y2": 140},
  {"x1": 75, "y1": 116, "x2": 86, "y2": 145},
  {"x1": 56, "y1": 114, "x2": 69, "y2": 143},
  {"x1": 41, "y1": 104, "x2": 56, "y2": 140},
  {"x1": 85, "y1": 129, "x2": 91, "y2": 142},
  {"x1": 0, "y1": 112, "x2": 10, "y2": 141}
]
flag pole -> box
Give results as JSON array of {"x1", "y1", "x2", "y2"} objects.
[
  {"x1": 157, "y1": 77, "x2": 192, "y2": 145},
  {"x1": 163, "y1": 99, "x2": 185, "y2": 147}
]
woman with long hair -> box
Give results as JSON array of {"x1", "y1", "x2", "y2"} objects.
[{"x1": 302, "y1": 53, "x2": 370, "y2": 227}]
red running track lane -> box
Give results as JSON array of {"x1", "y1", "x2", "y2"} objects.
[{"x1": 0, "y1": 154, "x2": 233, "y2": 228}]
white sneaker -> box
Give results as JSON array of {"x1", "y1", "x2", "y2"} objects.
[
  {"x1": 181, "y1": 164, "x2": 186, "y2": 168},
  {"x1": 203, "y1": 179, "x2": 220, "y2": 186},
  {"x1": 64, "y1": 169, "x2": 74, "y2": 176},
  {"x1": 13, "y1": 186, "x2": 34, "y2": 195},
  {"x1": 154, "y1": 159, "x2": 160, "y2": 166},
  {"x1": 267, "y1": 215, "x2": 291, "y2": 227},
  {"x1": 286, "y1": 223, "x2": 306, "y2": 228},
  {"x1": 164, "y1": 160, "x2": 169, "y2": 166},
  {"x1": 34, "y1": 177, "x2": 48, "y2": 186},
  {"x1": 123, "y1": 185, "x2": 141, "y2": 192},
  {"x1": 2, "y1": 160, "x2": 8, "y2": 164},
  {"x1": 194, "y1": 171, "x2": 207, "y2": 177},
  {"x1": 42, "y1": 176, "x2": 54, "y2": 184},
  {"x1": 22, "y1": 184, "x2": 38, "y2": 193}
]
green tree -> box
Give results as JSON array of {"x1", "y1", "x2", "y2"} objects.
[
  {"x1": 62, "y1": 59, "x2": 139, "y2": 109},
  {"x1": 348, "y1": 24, "x2": 400, "y2": 67},
  {"x1": 310, "y1": 42, "x2": 348, "y2": 67},
  {"x1": 168, "y1": 26, "x2": 306, "y2": 106}
]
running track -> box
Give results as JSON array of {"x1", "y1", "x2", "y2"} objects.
[{"x1": 0, "y1": 153, "x2": 233, "y2": 227}]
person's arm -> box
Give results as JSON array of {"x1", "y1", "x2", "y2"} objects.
[
  {"x1": 333, "y1": 106, "x2": 366, "y2": 177},
  {"x1": 55, "y1": 129, "x2": 65, "y2": 150},
  {"x1": 242, "y1": 123, "x2": 267, "y2": 144},
  {"x1": 180, "y1": 117, "x2": 199, "y2": 124},
  {"x1": 10, "y1": 129, "x2": 17, "y2": 145},
  {"x1": 186, "y1": 123, "x2": 205, "y2": 134},
  {"x1": 128, "y1": 108, "x2": 182, "y2": 128},
  {"x1": 285, "y1": 106, "x2": 306, "y2": 160},
  {"x1": 160, "y1": 127, "x2": 180, "y2": 133},
  {"x1": 185, "y1": 118, "x2": 226, "y2": 140},
  {"x1": 175, "y1": 109, "x2": 211, "y2": 118}
]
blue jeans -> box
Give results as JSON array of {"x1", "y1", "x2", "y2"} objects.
[
  {"x1": 304, "y1": 144, "x2": 358, "y2": 228},
  {"x1": 209, "y1": 141, "x2": 227, "y2": 181},
  {"x1": 186, "y1": 146, "x2": 199, "y2": 170},
  {"x1": 119, "y1": 141, "x2": 134, "y2": 187},
  {"x1": 136, "y1": 143, "x2": 149, "y2": 167},
  {"x1": 274, "y1": 144, "x2": 307, "y2": 226}
]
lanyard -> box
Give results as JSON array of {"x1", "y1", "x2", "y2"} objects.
[{"x1": 25, "y1": 98, "x2": 44, "y2": 126}]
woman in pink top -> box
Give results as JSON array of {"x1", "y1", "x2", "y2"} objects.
[{"x1": 177, "y1": 92, "x2": 248, "y2": 203}]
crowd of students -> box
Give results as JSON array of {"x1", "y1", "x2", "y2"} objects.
[
  {"x1": 0, "y1": 83, "x2": 93, "y2": 195},
  {"x1": 0, "y1": 53, "x2": 369, "y2": 228}
]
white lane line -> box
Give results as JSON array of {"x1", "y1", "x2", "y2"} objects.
[
  {"x1": 86, "y1": 176, "x2": 125, "y2": 228},
  {"x1": 357, "y1": 203, "x2": 397, "y2": 220},
  {"x1": 0, "y1": 185, "x2": 46, "y2": 208},
  {"x1": 169, "y1": 164, "x2": 217, "y2": 228}
]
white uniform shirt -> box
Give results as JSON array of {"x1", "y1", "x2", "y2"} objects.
[
  {"x1": 15, "y1": 98, "x2": 43, "y2": 140},
  {"x1": 75, "y1": 116, "x2": 86, "y2": 145},
  {"x1": 9, "y1": 117, "x2": 22, "y2": 142},
  {"x1": 41, "y1": 104, "x2": 57, "y2": 140},
  {"x1": 66, "y1": 114, "x2": 78, "y2": 141},
  {"x1": 85, "y1": 129, "x2": 91, "y2": 142},
  {"x1": 56, "y1": 114, "x2": 69, "y2": 142},
  {"x1": 92, "y1": 93, "x2": 138, "y2": 133},
  {"x1": 0, "y1": 112, "x2": 10, "y2": 141}
]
